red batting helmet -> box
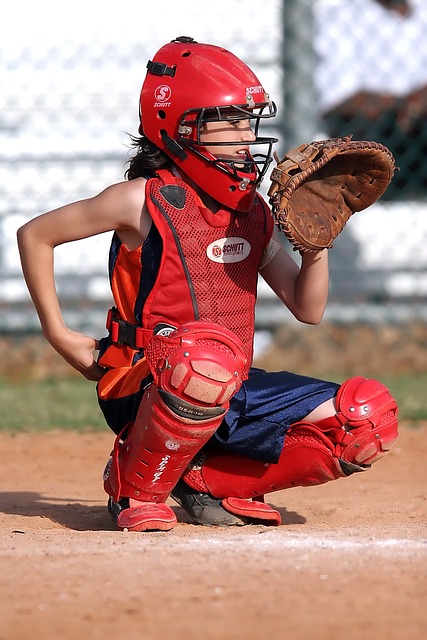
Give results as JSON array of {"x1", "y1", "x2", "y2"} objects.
[{"x1": 139, "y1": 37, "x2": 278, "y2": 212}]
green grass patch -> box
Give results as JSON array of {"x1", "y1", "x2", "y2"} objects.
[
  {"x1": 0, "y1": 377, "x2": 106, "y2": 432},
  {"x1": 0, "y1": 372, "x2": 425, "y2": 432},
  {"x1": 380, "y1": 373, "x2": 427, "y2": 423}
]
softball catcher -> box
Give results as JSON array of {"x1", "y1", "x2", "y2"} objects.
[
  {"x1": 17, "y1": 37, "x2": 398, "y2": 533},
  {"x1": 99, "y1": 38, "x2": 398, "y2": 530}
]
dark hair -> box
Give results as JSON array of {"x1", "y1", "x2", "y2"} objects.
[{"x1": 125, "y1": 133, "x2": 172, "y2": 180}]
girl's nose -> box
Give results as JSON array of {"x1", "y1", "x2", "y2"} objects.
[{"x1": 241, "y1": 124, "x2": 256, "y2": 142}]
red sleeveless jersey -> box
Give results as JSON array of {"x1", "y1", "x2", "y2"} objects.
[{"x1": 101, "y1": 170, "x2": 274, "y2": 373}]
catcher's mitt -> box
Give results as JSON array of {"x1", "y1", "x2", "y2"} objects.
[{"x1": 267, "y1": 136, "x2": 396, "y2": 252}]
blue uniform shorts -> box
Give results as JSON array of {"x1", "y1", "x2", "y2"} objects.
[
  {"x1": 98, "y1": 366, "x2": 339, "y2": 464},
  {"x1": 213, "y1": 368, "x2": 339, "y2": 462}
]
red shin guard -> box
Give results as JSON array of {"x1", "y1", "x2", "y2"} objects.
[
  {"x1": 183, "y1": 422, "x2": 345, "y2": 501},
  {"x1": 105, "y1": 384, "x2": 226, "y2": 504},
  {"x1": 182, "y1": 377, "x2": 398, "y2": 520},
  {"x1": 103, "y1": 321, "x2": 248, "y2": 531}
]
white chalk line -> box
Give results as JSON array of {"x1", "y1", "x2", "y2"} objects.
[
  {"x1": 2, "y1": 530, "x2": 426, "y2": 558},
  {"x1": 183, "y1": 532, "x2": 427, "y2": 552}
]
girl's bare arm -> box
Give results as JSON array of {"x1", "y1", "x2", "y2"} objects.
[
  {"x1": 17, "y1": 179, "x2": 149, "y2": 379},
  {"x1": 260, "y1": 238, "x2": 329, "y2": 325}
]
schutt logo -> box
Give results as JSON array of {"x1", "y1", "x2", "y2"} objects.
[{"x1": 207, "y1": 237, "x2": 251, "y2": 263}]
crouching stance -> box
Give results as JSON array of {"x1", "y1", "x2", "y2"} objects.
[
  {"x1": 103, "y1": 321, "x2": 247, "y2": 531},
  {"x1": 16, "y1": 37, "x2": 399, "y2": 536},
  {"x1": 173, "y1": 376, "x2": 398, "y2": 526}
]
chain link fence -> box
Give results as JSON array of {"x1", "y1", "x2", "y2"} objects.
[{"x1": 1, "y1": 0, "x2": 427, "y2": 336}]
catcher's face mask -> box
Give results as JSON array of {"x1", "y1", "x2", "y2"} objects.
[{"x1": 139, "y1": 36, "x2": 278, "y2": 212}]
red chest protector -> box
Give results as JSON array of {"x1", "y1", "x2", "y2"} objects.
[{"x1": 142, "y1": 170, "x2": 272, "y2": 370}]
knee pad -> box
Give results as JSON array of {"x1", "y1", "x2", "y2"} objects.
[
  {"x1": 146, "y1": 321, "x2": 248, "y2": 408},
  {"x1": 315, "y1": 376, "x2": 399, "y2": 467}
]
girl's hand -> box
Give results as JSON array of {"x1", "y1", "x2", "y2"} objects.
[{"x1": 49, "y1": 328, "x2": 106, "y2": 381}]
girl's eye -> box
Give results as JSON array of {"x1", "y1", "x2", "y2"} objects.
[{"x1": 230, "y1": 119, "x2": 250, "y2": 128}]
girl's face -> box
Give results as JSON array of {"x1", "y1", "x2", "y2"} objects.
[{"x1": 199, "y1": 115, "x2": 257, "y2": 166}]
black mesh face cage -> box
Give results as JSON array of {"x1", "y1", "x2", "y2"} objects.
[{"x1": 179, "y1": 102, "x2": 278, "y2": 185}]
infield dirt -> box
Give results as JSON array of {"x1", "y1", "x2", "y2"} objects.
[{"x1": 0, "y1": 423, "x2": 426, "y2": 640}]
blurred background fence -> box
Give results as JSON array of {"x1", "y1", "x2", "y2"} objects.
[{"x1": 1, "y1": 0, "x2": 427, "y2": 339}]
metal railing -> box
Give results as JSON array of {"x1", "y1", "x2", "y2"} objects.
[{"x1": 1, "y1": 0, "x2": 427, "y2": 335}]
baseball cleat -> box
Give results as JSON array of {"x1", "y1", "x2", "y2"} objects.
[{"x1": 170, "y1": 479, "x2": 247, "y2": 527}]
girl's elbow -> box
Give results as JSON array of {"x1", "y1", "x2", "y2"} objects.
[
  {"x1": 16, "y1": 221, "x2": 32, "y2": 241},
  {"x1": 16, "y1": 224, "x2": 27, "y2": 248},
  {"x1": 16, "y1": 223, "x2": 38, "y2": 257},
  {"x1": 293, "y1": 308, "x2": 325, "y2": 325}
]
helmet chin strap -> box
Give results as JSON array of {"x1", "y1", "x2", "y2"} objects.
[{"x1": 160, "y1": 130, "x2": 188, "y2": 161}]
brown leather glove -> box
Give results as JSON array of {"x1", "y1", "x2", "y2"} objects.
[{"x1": 267, "y1": 136, "x2": 396, "y2": 252}]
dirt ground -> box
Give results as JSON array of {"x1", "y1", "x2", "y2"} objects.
[{"x1": 0, "y1": 422, "x2": 426, "y2": 640}]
